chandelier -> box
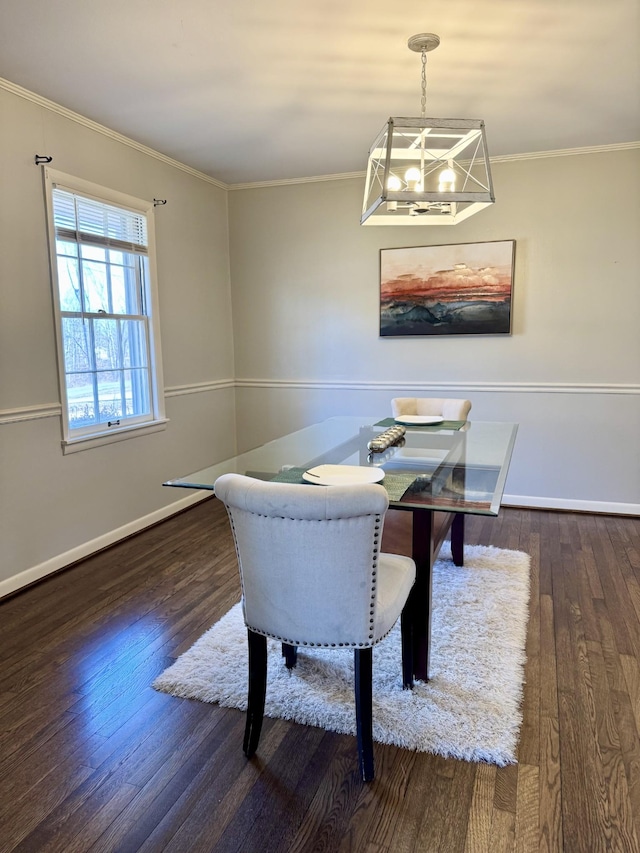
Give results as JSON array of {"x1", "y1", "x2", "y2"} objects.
[{"x1": 361, "y1": 34, "x2": 495, "y2": 226}]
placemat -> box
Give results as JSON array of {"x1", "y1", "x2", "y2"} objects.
[
  {"x1": 270, "y1": 467, "x2": 417, "y2": 501},
  {"x1": 375, "y1": 418, "x2": 466, "y2": 431}
]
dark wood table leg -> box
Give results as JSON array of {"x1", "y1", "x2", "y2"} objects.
[
  {"x1": 451, "y1": 512, "x2": 465, "y2": 566},
  {"x1": 407, "y1": 509, "x2": 466, "y2": 681},
  {"x1": 408, "y1": 509, "x2": 435, "y2": 682}
]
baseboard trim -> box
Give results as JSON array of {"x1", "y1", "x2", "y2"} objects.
[
  {"x1": 4, "y1": 490, "x2": 636, "y2": 600},
  {"x1": 0, "y1": 491, "x2": 211, "y2": 600},
  {"x1": 502, "y1": 494, "x2": 639, "y2": 516}
]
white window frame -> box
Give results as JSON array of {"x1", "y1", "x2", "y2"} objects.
[{"x1": 43, "y1": 168, "x2": 167, "y2": 453}]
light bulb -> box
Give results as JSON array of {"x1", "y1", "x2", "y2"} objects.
[
  {"x1": 385, "y1": 173, "x2": 401, "y2": 210},
  {"x1": 438, "y1": 167, "x2": 456, "y2": 193},
  {"x1": 386, "y1": 174, "x2": 401, "y2": 192},
  {"x1": 404, "y1": 167, "x2": 422, "y2": 191}
]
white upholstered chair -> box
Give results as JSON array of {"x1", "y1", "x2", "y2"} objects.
[
  {"x1": 214, "y1": 473, "x2": 416, "y2": 782},
  {"x1": 391, "y1": 397, "x2": 472, "y2": 421}
]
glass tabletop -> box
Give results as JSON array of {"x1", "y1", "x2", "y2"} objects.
[{"x1": 164, "y1": 416, "x2": 518, "y2": 516}]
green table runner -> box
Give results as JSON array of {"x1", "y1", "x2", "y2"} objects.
[
  {"x1": 375, "y1": 417, "x2": 466, "y2": 431},
  {"x1": 270, "y1": 467, "x2": 418, "y2": 502}
]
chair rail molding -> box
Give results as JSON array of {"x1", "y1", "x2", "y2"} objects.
[
  {"x1": 4, "y1": 379, "x2": 637, "y2": 424},
  {"x1": 233, "y1": 378, "x2": 640, "y2": 395},
  {"x1": 164, "y1": 379, "x2": 235, "y2": 397},
  {"x1": 0, "y1": 379, "x2": 236, "y2": 424},
  {"x1": 0, "y1": 403, "x2": 62, "y2": 424}
]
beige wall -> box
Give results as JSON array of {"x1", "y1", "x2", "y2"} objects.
[
  {"x1": 228, "y1": 150, "x2": 640, "y2": 511},
  {"x1": 1, "y1": 77, "x2": 638, "y2": 597},
  {"x1": 0, "y1": 85, "x2": 237, "y2": 595}
]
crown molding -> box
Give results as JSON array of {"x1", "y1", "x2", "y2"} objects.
[
  {"x1": 228, "y1": 171, "x2": 366, "y2": 191},
  {"x1": 0, "y1": 77, "x2": 227, "y2": 190},
  {"x1": 489, "y1": 141, "x2": 640, "y2": 164},
  {"x1": 227, "y1": 141, "x2": 640, "y2": 191},
  {"x1": 5, "y1": 75, "x2": 635, "y2": 195}
]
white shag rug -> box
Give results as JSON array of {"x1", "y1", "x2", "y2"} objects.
[{"x1": 153, "y1": 544, "x2": 530, "y2": 766}]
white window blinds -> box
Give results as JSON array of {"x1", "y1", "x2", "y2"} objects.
[{"x1": 53, "y1": 187, "x2": 148, "y2": 255}]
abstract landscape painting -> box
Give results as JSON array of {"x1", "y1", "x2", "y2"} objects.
[{"x1": 380, "y1": 240, "x2": 515, "y2": 336}]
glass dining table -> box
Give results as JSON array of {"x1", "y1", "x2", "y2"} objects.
[{"x1": 164, "y1": 415, "x2": 518, "y2": 681}]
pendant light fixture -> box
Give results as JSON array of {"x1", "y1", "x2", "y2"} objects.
[{"x1": 361, "y1": 34, "x2": 495, "y2": 225}]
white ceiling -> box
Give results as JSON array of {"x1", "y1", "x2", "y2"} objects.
[{"x1": 1, "y1": 0, "x2": 638, "y2": 185}]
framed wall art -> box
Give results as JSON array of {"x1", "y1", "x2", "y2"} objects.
[{"x1": 380, "y1": 240, "x2": 515, "y2": 337}]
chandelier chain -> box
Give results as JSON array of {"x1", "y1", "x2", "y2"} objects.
[{"x1": 420, "y1": 50, "x2": 427, "y2": 118}]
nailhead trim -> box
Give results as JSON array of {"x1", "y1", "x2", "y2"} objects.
[
  {"x1": 224, "y1": 507, "x2": 386, "y2": 648},
  {"x1": 245, "y1": 623, "x2": 397, "y2": 649}
]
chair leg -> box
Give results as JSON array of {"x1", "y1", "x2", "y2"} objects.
[
  {"x1": 244, "y1": 629, "x2": 267, "y2": 758},
  {"x1": 282, "y1": 642, "x2": 298, "y2": 669},
  {"x1": 354, "y1": 647, "x2": 374, "y2": 782},
  {"x1": 400, "y1": 609, "x2": 414, "y2": 690}
]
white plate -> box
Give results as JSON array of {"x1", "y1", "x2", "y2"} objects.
[
  {"x1": 390, "y1": 448, "x2": 449, "y2": 465},
  {"x1": 302, "y1": 465, "x2": 385, "y2": 486},
  {"x1": 394, "y1": 415, "x2": 444, "y2": 425}
]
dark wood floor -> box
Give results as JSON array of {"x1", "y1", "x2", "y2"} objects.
[{"x1": 1, "y1": 500, "x2": 639, "y2": 852}]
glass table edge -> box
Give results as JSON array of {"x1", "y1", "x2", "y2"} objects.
[{"x1": 162, "y1": 419, "x2": 519, "y2": 516}]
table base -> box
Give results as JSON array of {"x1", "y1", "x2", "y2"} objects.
[{"x1": 381, "y1": 509, "x2": 464, "y2": 681}]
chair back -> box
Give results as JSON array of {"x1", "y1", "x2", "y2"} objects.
[
  {"x1": 214, "y1": 474, "x2": 390, "y2": 648},
  {"x1": 391, "y1": 397, "x2": 471, "y2": 420}
]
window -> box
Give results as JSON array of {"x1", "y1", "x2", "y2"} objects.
[{"x1": 44, "y1": 169, "x2": 166, "y2": 452}]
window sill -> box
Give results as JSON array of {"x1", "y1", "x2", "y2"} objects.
[{"x1": 61, "y1": 418, "x2": 169, "y2": 454}]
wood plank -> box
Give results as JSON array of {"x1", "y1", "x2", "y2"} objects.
[
  {"x1": 539, "y1": 715, "x2": 562, "y2": 853},
  {"x1": 514, "y1": 763, "x2": 539, "y2": 853},
  {"x1": 555, "y1": 521, "x2": 639, "y2": 852},
  {"x1": 616, "y1": 655, "x2": 640, "y2": 844},
  {"x1": 493, "y1": 763, "x2": 518, "y2": 814},
  {"x1": 1, "y1": 503, "x2": 639, "y2": 851},
  {"x1": 489, "y1": 807, "x2": 515, "y2": 853},
  {"x1": 105, "y1": 716, "x2": 284, "y2": 853},
  {"x1": 587, "y1": 637, "x2": 640, "y2": 850},
  {"x1": 207, "y1": 724, "x2": 338, "y2": 853},
  {"x1": 591, "y1": 516, "x2": 639, "y2": 658},
  {"x1": 518, "y1": 523, "x2": 540, "y2": 767},
  {"x1": 463, "y1": 763, "x2": 497, "y2": 853},
  {"x1": 338, "y1": 747, "x2": 418, "y2": 853}
]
